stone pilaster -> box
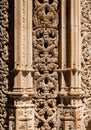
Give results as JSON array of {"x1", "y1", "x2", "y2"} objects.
[
  {"x1": 58, "y1": 0, "x2": 82, "y2": 130},
  {"x1": 8, "y1": 0, "x2": 34, "y2": 130}
]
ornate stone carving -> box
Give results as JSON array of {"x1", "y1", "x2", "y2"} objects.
[
  {"x1": 1, "y1": 0, "x2": 90, "y2": 129},
  {"x1": 34, "y1": 99, "x2": 57, "y2": 130},
  {"x1": 33, "y1": 28, "x2": 58, "y2": 98},
  {"x1": 81, "y1": 0, "x2": 91, "y2": 129},
  {"x1": 0, "y1": 0, "x2": 9, "y2": 130},
  {"x1": 60, "y1": 107, "x2": 75, "y2": 119},
  {"x1": 9, "y1": 108, "x2": 15, "y2": 130},
  {"x1": 15, "y1": 98, "x2": 34, "y2": 130},
  {"x1": 33, "y1": 0, "x2": 59, "y2": 98},
  {"x1": 33, "y1": 0, "x2": 58, "y2": 28},
  {"x1": 33, "y1": 0, "x2": 59, "y2": 129}
]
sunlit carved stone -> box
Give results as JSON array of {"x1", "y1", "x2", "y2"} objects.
[
  {"x1": 1, "y1": 0, "x2": 91, "y2": 130},
  {"x1": 0, "y1": 0, "x2": 9, "y2": 130}
]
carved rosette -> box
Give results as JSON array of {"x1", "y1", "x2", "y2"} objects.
[
  {"x1": 33, "y1": 0, "x2": 59, "y2": 129},
  {"x1": 0, "y1": 0, "x2": 9, "y2": 130},
  {"x1": 81, "y1": 0, "x2": 91, "y2": 128}
]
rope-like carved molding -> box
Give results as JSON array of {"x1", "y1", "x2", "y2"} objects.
[
  {"x1": 33, "y1": 0, "x2": 59, "y2": 129},
  {"x1": 0, "y1": 0, "x2": 9, "y2": 130},
  {"x1": 81, "y1": 0, "x2": 91, "y2": 129}
]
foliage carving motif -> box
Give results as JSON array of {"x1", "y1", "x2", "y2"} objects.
[
  {"x1": 33, "y1": 0, "x2": 59, "y2": 129},
  {"x1": 33, "y1": 0, "x2": 58, "y2": 28},
  {"x1": 33, "y1": 28, "x2": 58, "y2": 98},
  {"x1": 33, "y1": 0, "x2": 59, "y2": 98}
]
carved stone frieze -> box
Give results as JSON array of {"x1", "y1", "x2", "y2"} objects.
[
  {"x1": 0, "y1": 0, "x2": 9, "y2": 130},
  {"x1": 81, "y1": 0, "x2": 91, "y2": 128}
]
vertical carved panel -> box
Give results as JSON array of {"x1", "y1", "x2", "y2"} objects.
[
  {"x1": 33, "y1": 0, "x2": 59, "y2": 129},
  {"x1": 0, "y1": 0, "x2": 9, "y2": 130},
  {"x1": 33, "y1": 28, "x2": 58, "y2": 98},
  {"x1": 33, "y1": 0, "x2": 59, "y2": 98},
  {"x1": 81, "y1": 0, "x2": 91, "y2": 129},
  {"x1": 35, "y1": 99, "x2": 57, "y2": 130}
]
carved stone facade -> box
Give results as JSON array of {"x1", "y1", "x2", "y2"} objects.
[
  {"x1": 81, "y1": 0, "x2": 91, "y2": 129},
  {"x1": 0, "y1": 0, "x2": 9, "y2": 130},
  {"x1": 0, "y1": 0, "x2": 91, "y2": 130}
]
